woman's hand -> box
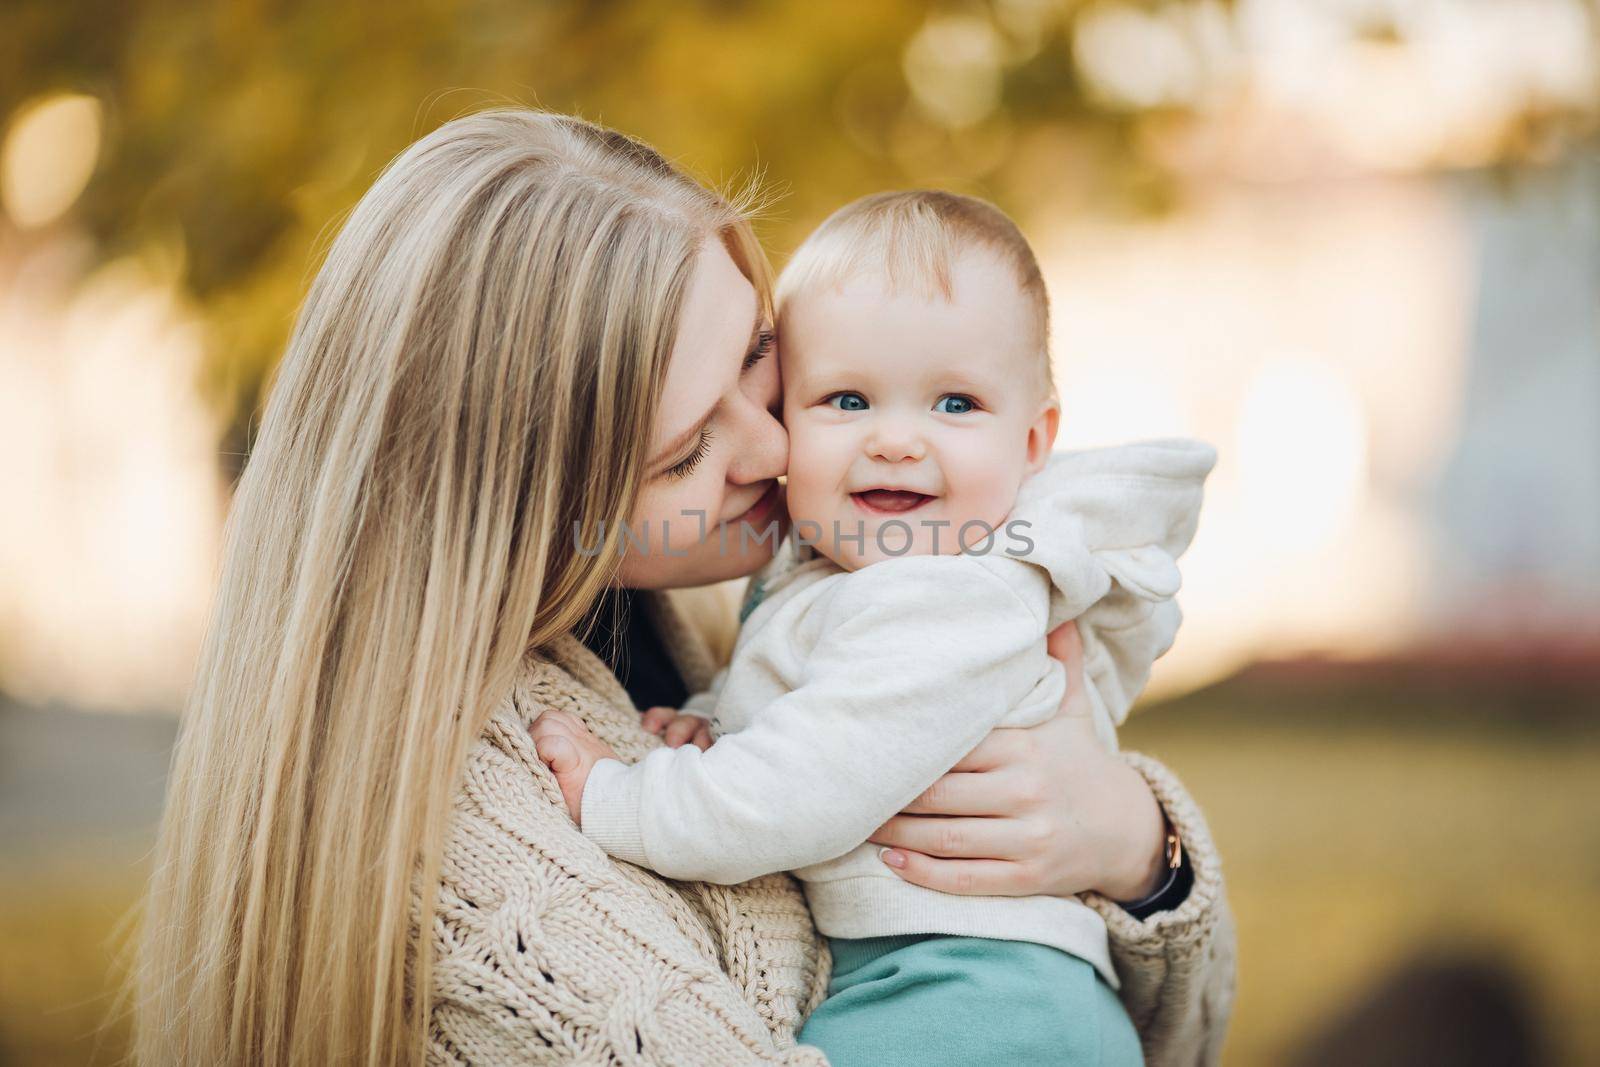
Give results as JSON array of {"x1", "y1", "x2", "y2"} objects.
[
  {"x1": 640, "y1": 705, "x2": 715, "y2": 751},
  {"x1": 867, "y1": 620, "x2": 1169, "y2": 902},
  {"x1": 528, "y1": 710, "x2": 621, "y2": 825}
]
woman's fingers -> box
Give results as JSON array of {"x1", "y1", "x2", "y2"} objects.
[
  {"x1": 946, "y1": 728, "x2": 1026, "y2": 772},
  {"x1": 867, "y1": 815, "x2": 1041, "y2": 860},
  {"x1": 1045, "y1": 619, "x2": 1098, "y2": 721},
  {"x1": 876, "y1": 850, "x2": 1035, "y2": 897},
  {"x1": 899, "y1": 770, "x2": 1017, "y2": 816},
  {"x1": 691, "y1": 721, "x2": 714, "y2": 751}
]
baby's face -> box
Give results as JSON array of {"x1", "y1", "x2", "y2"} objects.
[{"x1": 780, "y1": 251, "x2": 1058, "y2": 570}]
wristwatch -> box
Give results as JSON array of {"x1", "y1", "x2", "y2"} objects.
[{"x1": 1118, "y1": 818, "x2": 1188, "y2": 921}]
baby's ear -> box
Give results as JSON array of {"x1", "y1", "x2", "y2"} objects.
[{"x1": 1024, "y1": 397, "x2": 1061, "y2": 474}]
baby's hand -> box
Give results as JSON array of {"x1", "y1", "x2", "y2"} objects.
[
  {"x1": 528, "y1": 710, "x2": 619, "y2": 825},
  {"x1": 640, "y1": 706, "x2": 714, "y2": 751}
]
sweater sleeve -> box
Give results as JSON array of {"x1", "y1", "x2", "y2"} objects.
[
  {"x1": 1009, "y1": 439, "x2": 1216, "y2": 732},
  {"x1": 678, "y1": 665, "x2": 726, "y2": 722},
  {"x1": 427, "y1": 711, "x2": 830, "y2": 1065},
  {"x1": 1085, "y1": 751, "x2": 1237, "y2": 1067},
  {"x1": 580, "y1": 555, "x2": 1057, "y2": 884}
]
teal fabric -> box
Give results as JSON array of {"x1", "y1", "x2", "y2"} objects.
[{"x1": 798, "y1": 934, "x2": 1143, "y2": 1067}]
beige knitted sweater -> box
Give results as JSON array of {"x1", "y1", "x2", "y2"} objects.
[{"x1": 421, "y1": 591, "x2": 1236, "y2": 1066}]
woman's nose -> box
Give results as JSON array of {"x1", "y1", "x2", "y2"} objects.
[{"x1": 726, "y1": 392, "x2": 789, "y2": 485}]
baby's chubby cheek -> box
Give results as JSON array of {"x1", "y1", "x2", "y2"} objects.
[
  {"x1": 941, "y1": 456, "x2": 1027, "y2": 543},
  {"x1": 779, "y1": 430, "x2": 846, "y2": 533},
  {"x1": 783, "y1": 455, "x2": 1022, "y2": 568}
]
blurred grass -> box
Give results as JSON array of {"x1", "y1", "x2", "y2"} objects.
[
  {"x1": 1124, "y1": 679, "x2": 1600, "y2": 1066},
  {"x1": 0, "y1": 859, "x2": 143, "y2": 1066},
  {"x1": 2, "y1": 681, "x2": 1597, "y2": 1065}
]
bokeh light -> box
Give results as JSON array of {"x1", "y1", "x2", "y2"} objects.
[
  {"x1": 1, "y1": 2, "x2": 1596, "y2": 1063},
  {"x1": 1, "y1": 93, "x2": 102, "y2": 229}
]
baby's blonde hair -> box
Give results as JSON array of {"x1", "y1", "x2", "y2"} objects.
[{"x1": 776, "y1": 189, "x2": 1054, "y2": 395}]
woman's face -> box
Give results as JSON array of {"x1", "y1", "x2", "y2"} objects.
[{"x1": 616, "y1": 238, "x2": 789, "y2": 589}]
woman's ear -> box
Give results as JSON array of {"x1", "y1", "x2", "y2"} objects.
[{"x1": 1024, "y1": 397, "x2": 1061, "y2": 474}]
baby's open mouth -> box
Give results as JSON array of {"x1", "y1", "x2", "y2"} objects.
[{"x1": 850, "y1": 489, "x2": 936, "y2": 514}]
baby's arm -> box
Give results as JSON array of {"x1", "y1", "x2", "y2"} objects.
[
  {"x1": 632, "y1": 662, "x2": 729, "y2": 750},
  {"x1": 530, "y1": 667, "x2": 725, "y2": 818},
  {"x1": 566, "y1": 557, "x2": 1053, "y2": 884},
  {"x1": 671, "y1": 661, "x2": 725, "y2": 728},
  {"x1": 629, "y1": 664, "x2": 726, "y2": 751}
]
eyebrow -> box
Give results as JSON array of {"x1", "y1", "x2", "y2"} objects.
[
  {"x1": 648, "y1": 313, "x2": 767, "y2": 472},
  {"x1": 933, "y1": 371, "x2": 995, "y2": 396}
]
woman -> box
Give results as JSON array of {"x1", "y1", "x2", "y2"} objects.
[{"x1": 135, "y1": 109, "x2": 1233, "y2": 1065}]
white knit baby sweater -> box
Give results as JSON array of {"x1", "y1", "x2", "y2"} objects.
[
  {"x1": 580, "y1": 438, "x2": 1217, "y2": 987},
  {"x1": 425, "y1": 586, "x2": 1238, "y2": 1065}
]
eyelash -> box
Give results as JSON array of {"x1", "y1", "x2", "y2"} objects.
[
  {"x1": 667, "y1": 427, "x2": 714, "y2": 479},
  {"x1": 936, "y1": 393, "x2": 982, "y2": 413},
  {"x1": 664, "y1": 331, "x2": 772, "y2": 481},
  {"x1": 743, "y1": 329, "x2": 776, "y2": 371},
  {"x1": 817, "y1": 392, "x2": 985, "y2": 412}
]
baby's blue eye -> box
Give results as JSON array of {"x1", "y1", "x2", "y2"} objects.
[
  {"x1": 829, "y1": 392, "x2": 869, "y2": 412},
  {"x1": 934, "y1": 394, "x2": 976, "y2": 414}
]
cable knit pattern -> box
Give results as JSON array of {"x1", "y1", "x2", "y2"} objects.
[
  {"x1": 1085, "y1": 751, "x2": 1238, "y2": 1067},
  {"x1": 419, "y1": 591, "x2": 1232, "y2": 1065}
]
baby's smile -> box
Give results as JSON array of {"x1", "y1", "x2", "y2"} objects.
[
  {"x1": 778, "y1": 251, "x2": 1057, "y2": 569},
  {"x1": 849, "y1": 488, "x2": 939, "y2": 515}
]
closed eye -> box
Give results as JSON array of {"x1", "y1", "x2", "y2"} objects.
[
  {"x1": 743, "y1": 329, "x2": 775, "y2": 372},
  {"x1": 666, "y1": 427, "x2": 714, "y2": 479}
]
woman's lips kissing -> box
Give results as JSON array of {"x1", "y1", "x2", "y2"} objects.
[
  {"x1": 733, "y1": 481, "x2": 780, "y2": 526},
  {"x1": 850, "y1": 489, "x2": 935, "y2": 514}
]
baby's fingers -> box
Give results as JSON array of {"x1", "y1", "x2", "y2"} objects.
[
  {"x1": 641, "y1": 706, "x2": 677, "y2": 734},
  {"x1": 529, "y1": 715, "x2": 585, "y2": 762},
  {"x1": 664, "y1": 714, "x2": 708, "y2": 748},
  {"x1": 533, "y1": 734, "x2": 580, "y2": 776},
  {"x1": 529, "y1": 709, "x2": 581, "y2": 740}
]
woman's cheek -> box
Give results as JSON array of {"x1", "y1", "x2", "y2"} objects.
[
  {"x1": 663, "y1": 479, "x2": 726, "y2": 553},
  {"x1": 625, "y1": 482, "x2": 705, "y2": 554},
  {"x1": 616, "y1": 475, "x2": 761, "y2": 588}
]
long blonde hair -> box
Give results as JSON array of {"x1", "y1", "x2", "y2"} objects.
[{"x1": 134, "y1": 109, "x2": 771, "y2": 1065}]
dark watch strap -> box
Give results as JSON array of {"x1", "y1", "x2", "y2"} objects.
[{"x1": 1118, "y1": 847, "x2": 1193, "y2": 920}]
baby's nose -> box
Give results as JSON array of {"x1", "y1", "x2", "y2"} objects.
[{"x1": 866, "y1": 420, "x2": 926, "y2": 462}]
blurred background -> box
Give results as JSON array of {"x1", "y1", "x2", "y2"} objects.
[{"x1": 1, "y1": 0, "x2": 1597, "y2": 1063}]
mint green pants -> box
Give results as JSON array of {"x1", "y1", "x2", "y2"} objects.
[{"x1": 798, "y1": 934, "x2": 1143, "y2": 1067}]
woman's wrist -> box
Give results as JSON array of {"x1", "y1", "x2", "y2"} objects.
[
  {"x1": 1107, "y1": 837, "x2": 1171, "y2": 904},
  {"x1": 1117, "y1": 844, "x2": 1193, "y2": 920},
  {"x1": 1093, "y1": 763, "x2": 1170, "y2": 902},
  {"x1": 1108, "y1": 812, "x2": 1185, "y2": 911}
]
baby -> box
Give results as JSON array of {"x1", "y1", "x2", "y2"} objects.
[{"x1": 534, "y1": 191, "x2": 1216, "y2": 1065}]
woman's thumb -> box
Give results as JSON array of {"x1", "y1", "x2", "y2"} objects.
[{"x1": 1045, "y1": 618, "x2": 1083, "y2": 666}]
